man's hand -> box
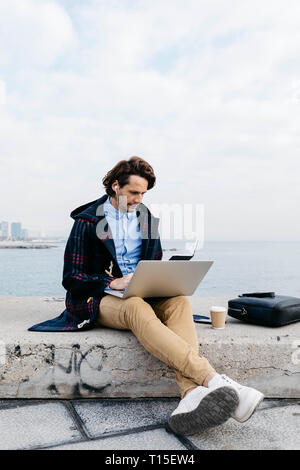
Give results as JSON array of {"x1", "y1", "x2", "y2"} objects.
[{"x1": 109, "y1": 273, "x2": 134, "y2": 290}]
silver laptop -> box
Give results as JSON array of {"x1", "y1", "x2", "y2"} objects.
[{"x1": 104, "y1": 260, "x2": 213, "y2": 299}]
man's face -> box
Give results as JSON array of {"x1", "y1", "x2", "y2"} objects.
[{"x1": 115, "y1": 175, "x2": 148, "y2": 212}]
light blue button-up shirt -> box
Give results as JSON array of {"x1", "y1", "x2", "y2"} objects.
[{"x1": 103, "y1": 197, "x2": 142, "y2": 276}]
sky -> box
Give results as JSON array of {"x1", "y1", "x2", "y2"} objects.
[{"x1": 0, "y1": 0, "x2": 300, "y2": 240}]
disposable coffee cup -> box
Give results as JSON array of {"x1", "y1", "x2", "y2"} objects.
[{"x1": 210, "y1": 306, "x2": 227, "y2": 329}]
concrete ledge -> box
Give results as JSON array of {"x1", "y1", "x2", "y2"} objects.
[{"x1": 0, "y1": 296, "x2": 299, "y2": 399}]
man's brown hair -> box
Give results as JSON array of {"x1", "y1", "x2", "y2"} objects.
[{"x1": 102, "y1": 156, "x2": 156, "y2": 196}]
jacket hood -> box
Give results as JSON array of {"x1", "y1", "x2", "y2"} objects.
[{"x1": 70, "y1": 194, "x2": 109, "y2": 223}]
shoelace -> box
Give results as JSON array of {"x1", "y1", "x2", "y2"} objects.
[
  {"x1": 221, "y1": 374, "x2": 230, "y2": 382},
  {"x1": 221, "y1": 374, "x2": 243, "y2": 391}
]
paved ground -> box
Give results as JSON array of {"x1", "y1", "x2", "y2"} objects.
[{"x1": 0, "y1": 398, "x2": 299, "y2": 450}]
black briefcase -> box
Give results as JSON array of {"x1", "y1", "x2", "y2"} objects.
[{"x1": 228, "y1": 292, "x2": 300, "y2": 327}]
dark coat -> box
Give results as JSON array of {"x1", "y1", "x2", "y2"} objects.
[{"x1": 28, "y1": 194, "x2": 162, "y2": 332}]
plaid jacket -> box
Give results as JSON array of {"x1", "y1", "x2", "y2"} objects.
[{"x1": 28, "y1": 194, "x2": 162, "y2": 332}]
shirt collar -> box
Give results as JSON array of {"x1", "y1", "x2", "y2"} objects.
[{"x1": 104, "y1": 197, "x2": 137, "y2": 220}]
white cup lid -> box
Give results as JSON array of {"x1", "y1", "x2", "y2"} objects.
[{"x1": 210, "y1": 306, "x2": 227, "y2": 313}]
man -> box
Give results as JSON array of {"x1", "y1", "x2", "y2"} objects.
[{"x1": 29, "y1": 156, "x2": 264, "y2": 436}]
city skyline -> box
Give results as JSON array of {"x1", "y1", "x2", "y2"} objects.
[{"x1": 0, "y1": 220, "x2": 49, "y2": 240}]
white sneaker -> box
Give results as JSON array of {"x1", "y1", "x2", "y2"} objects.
[
  {"x1": 208, "y1": 374, "x2": 264, "y2": 423},
  {"x1": 167, "y1": 385, "x2": 239, "y2": 436}
]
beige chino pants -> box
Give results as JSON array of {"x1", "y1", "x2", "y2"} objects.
[{"x1": 97, "y1": 294, "x2": 215, "y2": 398}]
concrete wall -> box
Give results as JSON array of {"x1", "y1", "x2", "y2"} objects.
[{"x1": 0, "y1": 297, "x2": 299, "y2": 398}]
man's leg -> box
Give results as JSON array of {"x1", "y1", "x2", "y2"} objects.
[
  {"x1": 98, "y1": 294, "x2": 263, "y2": 429},
  {"x1": 146, "y1": 296, "x2": 264, "y2": 423},
  {"x1": 146, "y1": 295, "x2": 216, "y2": 398},
  {"x1": 98, "y1": 295, "x2": 215, "y2": 387},
  {"x1": 97, "y1": 294, "x2": 239, "y2": 435}
]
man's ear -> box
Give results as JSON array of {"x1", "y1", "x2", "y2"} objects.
[{"x1": 111, "y1": 181, "x2": 118, "y2": 193}]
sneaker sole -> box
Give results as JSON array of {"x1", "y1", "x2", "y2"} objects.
[
  {"x1": 233, "y1": 391, "x2": 264, "y2": 423},
  {"x1": 167, "y1": 386, "x2": 239, "y2": 436}
]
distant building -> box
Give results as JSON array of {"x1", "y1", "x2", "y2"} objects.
[
  {"x1": 21, "y1": 228, "x2": 29, "y2": 240},
  {"x1": 0, "y1": 221, "x2": 9, "y2": 240},
  {"x1": 11, "y1": 222, "x2": 22, "y2": 240}
]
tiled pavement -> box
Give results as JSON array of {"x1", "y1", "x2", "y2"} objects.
[{"x1": 0, "y1": 398, "x2": 299, "y2": 450}]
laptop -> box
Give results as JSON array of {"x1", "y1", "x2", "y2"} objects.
[
  {"x1": 168, "y1": 239, "x2": 198, "y2": 260},
  {"x1": 104, "y1": 260, "x2": 213, "y2": 299}
]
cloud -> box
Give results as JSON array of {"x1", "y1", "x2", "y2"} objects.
[
  {"x1": 0, "y1": 80, "x2": 5, "y2": 107},
  {"x1": 1, "y1": 0, "x2": 300, "y2": 240},
  {"x1": 0, "y1": 0, "x2": 76, "y2": 67}
]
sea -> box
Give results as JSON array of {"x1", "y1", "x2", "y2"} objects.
[{"x1": 0, "y1": 240, "x2": 299, "y2": 298}]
